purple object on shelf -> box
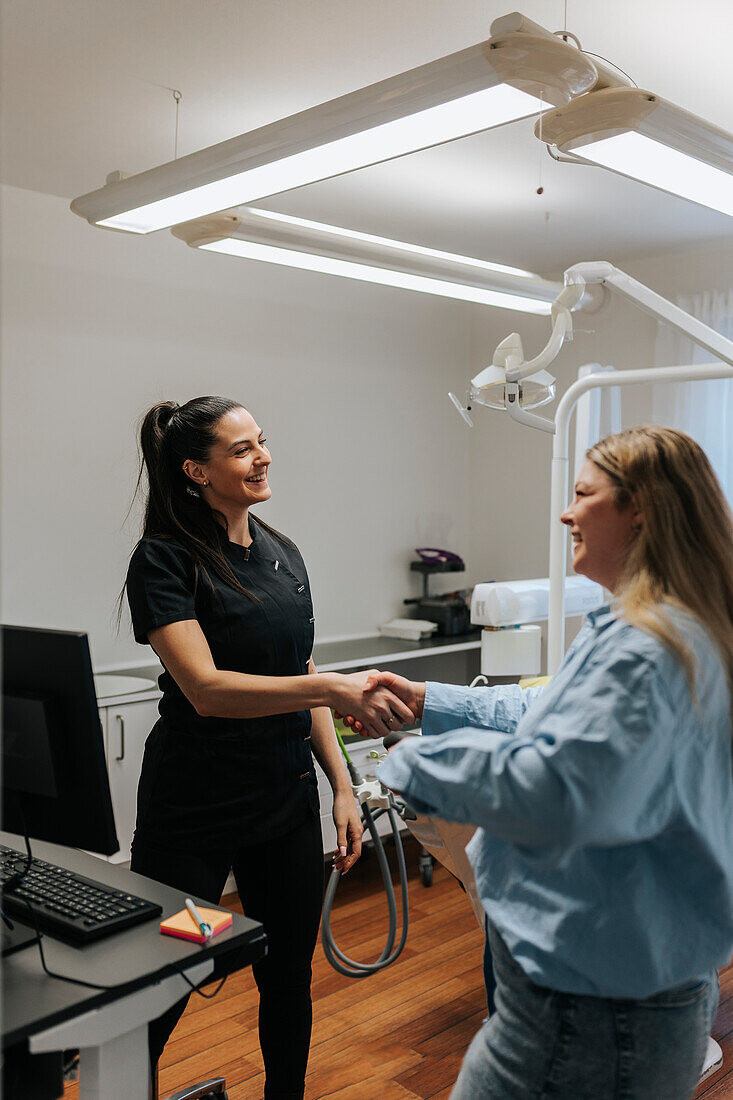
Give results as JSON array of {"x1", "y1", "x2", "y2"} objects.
[{"x1": 414, "y1": 548, "x2": 464, "y2": 565}]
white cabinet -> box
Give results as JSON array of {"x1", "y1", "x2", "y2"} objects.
[
  {"x1": 98, "y1": 697, "x2": 159, "y2": 864},
  {"x1": 97, "y1": 700, "x2": 401, "y2": 862}
]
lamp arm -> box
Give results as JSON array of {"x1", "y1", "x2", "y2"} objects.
[
  {"x1": 565, "y1": 262, "x2": 733, "y2": 368},
  {"x1": 505, "y1": 383, "x2": 556, "y2": 434},
  {"x1": 505, "y1": 308, "x2": 571, "y2": 383}
]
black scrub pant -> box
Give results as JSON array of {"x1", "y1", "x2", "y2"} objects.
[{"x1": 130, "y1": 812, "x2": 324, "y2": 1100}]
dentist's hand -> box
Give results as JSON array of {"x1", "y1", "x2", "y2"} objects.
[
  {"x1": 338, "y1": 672, "x2": 426, "y2": 734},
  {"x1": 331, "y1": 789, "x2": 363, "y2": 875},
  {"x1": 332, "y1": 669, "x2": 414, "y2": 738}
]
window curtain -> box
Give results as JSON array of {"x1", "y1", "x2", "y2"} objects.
[
  {"x1": 652, "y1": 288, "x2": 733, "y2": 502},
  {"x1": 573, "y1": 363, "x2": 621, "y2": 484}
]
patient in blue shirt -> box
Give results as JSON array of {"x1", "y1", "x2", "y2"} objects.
[{"x1": 356, "y1": 427, "x2": 733, "y2": 1099}]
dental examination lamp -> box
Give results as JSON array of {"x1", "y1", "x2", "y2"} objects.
[
  {"x1": 452, "y1": 261, "x2": 733, "y2": 675},
  {"x1": 450, "y1": 280, "x2": 585, "y2": 430}
]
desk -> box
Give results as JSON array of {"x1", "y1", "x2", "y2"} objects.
[{"x1": 1, "y1": 832, "x2": 266, "y2": 1100}]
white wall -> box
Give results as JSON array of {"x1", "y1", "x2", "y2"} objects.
[
  {"x1": 3, "y1": 184, "x2": 732, "y2": 673},
  {"x1": 0, "y1": 184, "x2": 475, "y2": 668}
]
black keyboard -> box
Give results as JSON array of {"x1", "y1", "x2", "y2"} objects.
[{"x1": 0, "y1": 845, "x2": 162, "y2": 946}]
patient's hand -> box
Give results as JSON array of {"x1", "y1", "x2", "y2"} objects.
[{"x1": 338, "y1": 671, "x2": 426, "y2": 734}]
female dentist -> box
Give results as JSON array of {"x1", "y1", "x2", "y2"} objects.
[
  {"x1": 370, "y1": 426, "x2": 733, "y2": 1099},
  {"x1": 124, "y1": 396, "x2": 412, "y2": 1098}
]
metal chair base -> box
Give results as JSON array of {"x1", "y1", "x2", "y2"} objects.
[{"x1": 162, "y1": 1077, "x2": 228, "y2": 1100}]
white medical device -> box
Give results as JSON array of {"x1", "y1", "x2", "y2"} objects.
[
  {"x1": 469, "y1": 576, "x2": 604, "y2": 677},
  {"x1": 471, "y1": 576, "x2": 604, "y2": 628}
]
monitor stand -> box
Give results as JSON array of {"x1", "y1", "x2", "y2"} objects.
[{"x1": 2, "y1": 922, "x2": 40, "y2": 956}]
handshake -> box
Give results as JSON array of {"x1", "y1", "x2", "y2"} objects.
[{"x1": 333, "y1": 669, "x2": 426, "y2": 740}]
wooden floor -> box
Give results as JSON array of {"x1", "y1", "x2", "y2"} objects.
[
  {"x1": 64, "y1": 837, "x2": 733, "y2": 1099},
  {"x1": 698, "y1": 963, "x2": 733, "y2": 1099}
]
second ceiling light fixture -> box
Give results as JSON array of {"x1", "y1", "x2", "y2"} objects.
[{"x1": 171, "y1": 207, "x2": 568, "y2": 314}]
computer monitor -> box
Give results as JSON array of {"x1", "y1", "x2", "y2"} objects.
[{"x1": 2, "y1": 625, "x2": 119, "y2": 856}]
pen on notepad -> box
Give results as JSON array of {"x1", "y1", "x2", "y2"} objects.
[{"x1": 185, "y1": 897, "x2": 212, "y2": 939}]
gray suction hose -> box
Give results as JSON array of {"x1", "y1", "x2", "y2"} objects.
[{"x1": 321, "y1": 751, "x2": 410, "y2": 978}]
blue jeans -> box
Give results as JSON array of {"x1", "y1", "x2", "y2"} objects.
[{"x1": 452, "y1": 921, "x2": 719, "y2": 1100}]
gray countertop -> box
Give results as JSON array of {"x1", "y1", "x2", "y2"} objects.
[{"x1": 103, "y1": 630, "x2": 482, "y2": 686}]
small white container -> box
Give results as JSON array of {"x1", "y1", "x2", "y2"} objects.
[{"x1": 480, "y1": 624, "x2": 541, "y2": 676}]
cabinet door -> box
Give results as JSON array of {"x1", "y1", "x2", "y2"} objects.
[{"x1": 102, "y1": 700, "x2": 159, "y2": 864}]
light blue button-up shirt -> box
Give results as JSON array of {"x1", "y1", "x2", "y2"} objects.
[{"x1": 379, "y1": 605, "x2": 733, "y2": 997}]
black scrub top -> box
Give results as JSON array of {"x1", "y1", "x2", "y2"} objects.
[{"x1": 126, "y1": 518, "x2": 319, "y2": 851}]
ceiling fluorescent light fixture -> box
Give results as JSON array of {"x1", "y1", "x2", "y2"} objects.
[
  {"x1": 71, "y1": 16, "x2": 596, "y2": 234},
  {"x1": 232, "y1": 207, "x2": 537, "y2": 280},
  {"x1": 172, "y1": 209, "x2": 562, "y2": 314},
  {"x1": 539, "y1": 87, "x2": 733, "y2": 217}
]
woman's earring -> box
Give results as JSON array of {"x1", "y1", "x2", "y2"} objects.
[{"x1": 202, "y1": 480, "x2": 210, "y2": 487}]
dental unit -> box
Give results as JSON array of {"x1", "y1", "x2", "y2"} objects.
[{"x1": 451, "y1": 261, "x2": 733, "y2": 674}]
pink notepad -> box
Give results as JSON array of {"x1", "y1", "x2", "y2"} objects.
[{"x1": 160, "y1": 906, "x2": 232, "y2": 944}]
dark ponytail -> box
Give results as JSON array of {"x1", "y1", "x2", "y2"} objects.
[
  {"x1": 139, "y1": 397, "x2": 239, "y2": 551},
  {"x1": 118, "y1": 396, "x2": 292, "y2": 624}
]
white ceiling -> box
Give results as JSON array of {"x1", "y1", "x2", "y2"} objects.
[{"x1": 3, "y1": 0, "x2": 733, "y2": 275}]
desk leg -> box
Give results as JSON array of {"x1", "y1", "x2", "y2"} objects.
[
  {"x1": 80, "y1": 1024, "x2": 149, "y2": 1100},
  {"x1": 29, "y1": 961, "x2": 213, "y2": 1100}
]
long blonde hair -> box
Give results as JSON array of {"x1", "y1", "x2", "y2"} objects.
[{"x1": 587, "y1": 426, "x2": 733, "y2": 695}]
